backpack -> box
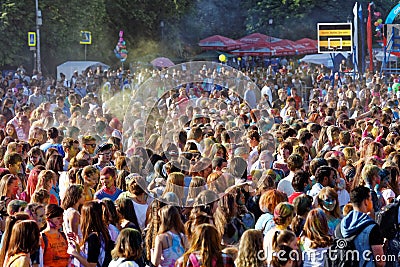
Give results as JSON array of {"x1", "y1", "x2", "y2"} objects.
[
  {"x1": 324, "y1": 220, "x2": 376, "y2": 267},
  {"x1": 376, "y1": 200, "x2": 400, "y2": 240}
]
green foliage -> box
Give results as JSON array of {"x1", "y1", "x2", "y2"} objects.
[{"x1": 1, "y1": 0, "x2": 400, "y2": 75}]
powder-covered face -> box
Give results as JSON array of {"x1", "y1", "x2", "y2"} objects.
[{"x1": 33, "y1": 207, "x2": 46, "y2": 228}]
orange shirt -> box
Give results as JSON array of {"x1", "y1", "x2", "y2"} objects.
[{"x1": 42, "y1": 232, "x2": 69, "y2": 267}]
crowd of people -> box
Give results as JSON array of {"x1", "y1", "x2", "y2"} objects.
[{"x1": 0, "y1": 59, "x2": 398, "y2": 267}]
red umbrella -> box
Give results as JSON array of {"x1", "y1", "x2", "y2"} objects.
[
  {"x1": 295, "y1": 38, "x2": 318, "y2": 54},
  {"x1": 269, "y1": 39, "x2": 297, "y2": 56},
  {"x1": 230, "y1": 41, "x2": 272, "y2": 56},
  {"x1": 239, "y1": 33, "x2": 281, "y2": 44},
  {"x1": 198, "y1": 35, "x2": 244, "y2": 51},
  {"x1": 151, "y1": 57, "x2": 175, "y2": 68}
]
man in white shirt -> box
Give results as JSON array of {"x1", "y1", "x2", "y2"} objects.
[{"x1": 277, "y1": 153, "x2": 304, "y2": 197}]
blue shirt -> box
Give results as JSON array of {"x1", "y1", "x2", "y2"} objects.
[{"x1": 94, "y1": 187, "x2": 122, "y2": 201}]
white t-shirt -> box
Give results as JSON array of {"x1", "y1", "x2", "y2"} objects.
[{"x1": 108, "y1": 258, "x2": 139, "y2": 267}]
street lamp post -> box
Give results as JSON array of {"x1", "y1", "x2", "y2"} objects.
[
  {"x1": 35, "y1": 0, "x2": 42, "y2": 73},
  {"x1": 268, "y1": 18, "x2": 273, "y2": 67},
  {"x1": 160, "y1": 20, "x2": 164, "y2": 55}
]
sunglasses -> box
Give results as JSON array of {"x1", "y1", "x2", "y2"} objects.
[{"x1": 85, "y1": 144, "x2": 96, "y2": 148}]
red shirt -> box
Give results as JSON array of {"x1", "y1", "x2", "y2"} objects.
[{"x1": 288, "y1": 192, "x2": 304, "y2": 204}]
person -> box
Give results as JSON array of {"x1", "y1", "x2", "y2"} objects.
[
  {"x1": 338, "y1": 186, "x2": 385, "y2": 267},
  {"x1": 288, "y1": 170, "x2": 310, "y2": 204},
  {"x1": 61, "y1": 184, "x2": 85, "y2": 240},
  {"x1": 300, "y1": 208, "x2": 333, "y2": 267},
  {"x1": 94, "y1": 143, "x2": 114, "y2": 171},
  {"x1": 25, "y1": 202, "x2": 46, "y2": 229},
  {"x1": 67, "y1": 201, "x2": 114, "y2": 267},
  {"x1": 4, "y1": 220, "x2": 40, "y2": 267},
  {"x1": 277, "y1": 153, "x2": 304, "y2": 197},
  {"x1": 0, "y1": 213, "x2": 31, "y2": 267},
  {"x1": 79, "y1": 165, "x2": 99, "y2": 202},
  {"x1": 317, "y1": 187, "x2": 342, "y2": 235},
  {"x1": 39, "y1": 127, "x2": 65, "y2": 157},
  {"x1": 214, "y1": 188, "x2": 246, "y2": 245},
  {"x1": 151, "y1": 205, "x2": 188, "y2": 267},
  {"x1": 94, "y1": 166, "x2": 122, "y2": 201},
  {"x1": 25, "y1": 147, "x2": 45, "y2": 173},
  {"x1": 235, "y1": 229, "x2": 266, "y2": 267},
  {"x1": 263, "y1": 202, "x2": 294, "y2": 264},
  {"x1": 175, "y1": 224, "x2": 234, "y2": 267},
  {"x1": 270, "y1": 244, "x2": 295, "y2": 267},
  {"x1": 109, "y1": 228, "x2": 143, "y2": 267},
  {"x1": 308, "y1": 166, "x2": 337, "y2": 200},
  {"x1": 117, "y1": 174, "x2": 149, "y2": 230},
  {"x1": 115, "y1": 197, "x2": 140, "y2": 230},
  {"x1": 35, "y1": 170, "x2": 58, "y2": 205},
  {"x1": 42, "y1": 204, "x2": 70, "y2": 267},
  {"x1": 184, "y1": 190, "x2": 219, "y2": 240},
  {"x1": 255, "y1": 189, "x2": 287, "y2": 235}
]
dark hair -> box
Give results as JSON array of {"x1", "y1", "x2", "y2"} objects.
[
  {"x1": 116, "y1": 197, "x2": 139, "y2": 230},
  {"x1": 292, "y1": 170, "x2": 310, "y2": 192},
  {"x1": 270, "y1": 244, "x2": 295, "y2": 267},
  {"x1": 47, "y1": 127, "x2": 59, "y2": 139},
  {"x1": 287, "y1": 153, "x2": 304, "y2": 171},
  {"x1": 350, "y1": 186, "x2": 371, "y2": 207},
  {"x1": 299, "y1": 131, "x2": 313, "y2": 144},
  {"x1": 46, "y1": 203, "x2": 64, "y2": 219},
  {"x1": 309, "y1": 158, "x2": 328, "y2": 176},
  {"x1": 314, "y1": 166, "x2": 335, "y2": 184}
]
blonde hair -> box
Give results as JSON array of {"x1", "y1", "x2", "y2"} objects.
[{"x1": 235, "y1": 230, "x2": 265, "y2": 267}]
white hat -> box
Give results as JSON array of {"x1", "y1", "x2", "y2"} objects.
[{"x1": 382, "y1": 189, "x2": 395, "y2": 203}]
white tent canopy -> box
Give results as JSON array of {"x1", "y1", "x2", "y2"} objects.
[
  {"x1": 57, "y1": 61, "x2": 109, "y2": 80},
  {"x1": 375, "y1": 51, "x2": 398, "y2": 62},
  {"x1": 300, "y1": 53, "x2": 349, "y2": 68}
]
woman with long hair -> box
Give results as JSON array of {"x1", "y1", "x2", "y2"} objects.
[
  {"x1": 5, "y1": 123, "x2": 18, "y2": 140},
  {"x1": 185, "y1": 190, "x2": 219, "y2": 240},
  {"x1": 176, "y1": 224, "x2": 234, "y2": 267},
  {"x1": 151, "y1": 205, "x2": 188, "y2": 267},
  {"x1": 61, "y1": 184, "x2": 85, "y2": 240},
  {"x1": 35, "y1": 170, "x2": 58, "y2": 205},
  {"x1": 0, "y1": 213, "x2": 30, "y2": 267},
  {"x1": 317, "y1": 187, "x2": 342, "y2": 235},
  {"x1": 109, "y1": 228, "x2": 143, "y2": 267},
  {"x1": 214, "y1": 188, "x2": 245, "y2": 245},
  {"x1": 145, "y1": 199, "x2": 166, "y2": 265},
  {"x1": 300, "y1": 208, "x2": 333, "y2": 267},
  {"x1": 68, "y1": 200, "x2": 113, "y2": 267},
  {"x1": 235, "y1": 229, "x2": 266, "y2": 267},
  {"x1": 186, "y1": 176, "x2": 206, "y2": 206},
  {"x1": 115, "y1": 197, "x2": 140, "y2": 230},
  {"x1": 4, "y1": 220, "x2": 40, "y2": 267},
  {"x1": 0, "y1": 174, "x2": 21, "y2": 201},
  {"x1": 161, "y1": 172, "x2": 185, "y2": 205},
  {"x1": 77, "y1": 165, "x2": 99, "y2": 202},
  {"x1": 100, "y1": 198, "x2": 120, "y2": 242},
  {"x1": 42, "y1": 204, "x2": 70, "y2": 267}
]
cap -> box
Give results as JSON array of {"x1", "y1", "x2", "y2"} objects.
[
  {"x1": 382, "y1": 189, "x2": 395, "y2": 202},
  {"x1": 96, "y1": 143, "x2": 113, "y2": 154}
]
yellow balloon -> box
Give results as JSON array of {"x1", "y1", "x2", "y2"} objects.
[{"x1": 219, "y1": 54, "x2": 226, "y2": 62}]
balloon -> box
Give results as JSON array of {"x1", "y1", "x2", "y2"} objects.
[
  {"x1": 374, "y1": 21, "x2": 379, "y2": 26},
  {"x1": 378, "y1": 18, "x2": 383, "y2": 23},
  {"x1": 219, "y1": 54, "x2": 226, "y2": 62},
  {"x1": 378, "y1": 24, "x2": 383, "y2": 29},
  {"x1": 238, "y1": 57, "x2": 241, "y2": 61}
]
